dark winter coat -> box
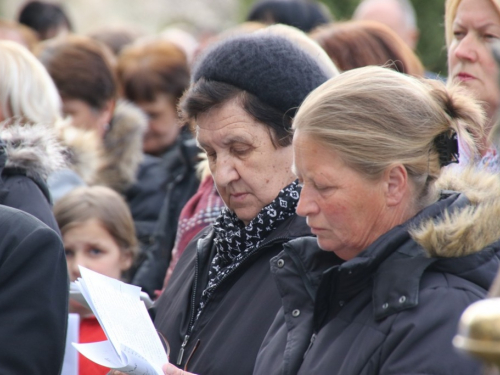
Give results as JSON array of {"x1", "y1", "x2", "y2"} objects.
[
  {"x1": 254, "y1": 168, "x2": 500, "y2": 375},
  {"x1": 0, "y1": 122, "x2": 65, "y2": 233},
  {"x1": 0, "y1": 205, "x2": 68, "y2": 375},
  {"x1": 131, "y1": 133, "x2": 200, "y2": 296},
  {"x1": 154, "y1": 214, "x2": 312, "y2": 375}
]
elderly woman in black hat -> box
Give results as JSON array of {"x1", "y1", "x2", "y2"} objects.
[{"x1": 148, "y1": 31, "x2": 336, "y2": 375}]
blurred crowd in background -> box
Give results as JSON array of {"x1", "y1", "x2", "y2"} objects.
[{"x1": 1, "y1": 0, "x2": 499, "y2": 374}]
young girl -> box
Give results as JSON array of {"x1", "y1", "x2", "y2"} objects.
[{"x1": 54, "y1": 186, "x2": 138, "y2": 375}]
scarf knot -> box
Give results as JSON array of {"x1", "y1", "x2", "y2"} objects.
[{"x1": 196, "y1": 180, "x2": 301, "y2": 319}]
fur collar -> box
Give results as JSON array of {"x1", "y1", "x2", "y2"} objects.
[
  {"x1": 411, "y1": 167, "x2": 500, "y2": 258},
  {"x1": 94, "y1": 100, "x2": 147, "y2": 192},
  {"x1": 0, "y1": 120, "x2": 66, "y2": 181},
  {"x1": 57, "y1": 122, "x2": 102, "y2": 185}
]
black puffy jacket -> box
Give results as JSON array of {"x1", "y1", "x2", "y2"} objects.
[{"x1": 255, "y1": 185, "x2": 500, "y2": 375}]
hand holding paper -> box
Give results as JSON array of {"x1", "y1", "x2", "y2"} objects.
[{"x1": 72, "y1": 266, "x2": 168, "y2": 375}]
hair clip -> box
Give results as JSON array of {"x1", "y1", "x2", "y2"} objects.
[{"x1": 434, "y1": 129, "x2": 459, "y2": 167}]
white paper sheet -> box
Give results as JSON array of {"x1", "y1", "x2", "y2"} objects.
[
  {"x1": 73, "y1": 341, "x2": 163, "y2": 375},
  {"x1": 72, "y1": 267, "x2": 168, "y2": 375}
]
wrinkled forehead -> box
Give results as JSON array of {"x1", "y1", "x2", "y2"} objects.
[
  {"x1": 195, "y1": 101, "x2": 268, "y2": 148},
  {"x1": 452, "y1": 0, "x2": 500, "y2": 33},
  {"x1": 196, "y1": 125, "x2": 257, "y2": 150},
  {"x1": 447, "y1": 0, "x2": 500, "y2": 35}
]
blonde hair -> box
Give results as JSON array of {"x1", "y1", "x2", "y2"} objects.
[
  {"x1": 445, "y1": 0, "x2": 500, "y2": 46},
  {"x1": 54, "y1": 186, "x2": 138, "y2": 260},
  {"x1": 294, "y1": 66, "x2": 485, "y2": 207},
  {"x1": 0, "y1": 40, "x2": 62, "y2": 125}
]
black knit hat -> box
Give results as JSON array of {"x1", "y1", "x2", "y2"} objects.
[{"x1": 192, "y1": 33, "x2": 329, "y2": 117}]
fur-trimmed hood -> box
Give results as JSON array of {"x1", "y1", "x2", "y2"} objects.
[
  {"x1": 0, "y1": 120, "x2": 66, "y2": 181},
  {"x1": 411, "y1": 167, "x2": 500, "y2": 258},
  {"x1": 94, "y1": 100, "x2": 147, "y2": 192},
  {"x1": 56, "y1": 122, "x2": 102, "y2": 185}
]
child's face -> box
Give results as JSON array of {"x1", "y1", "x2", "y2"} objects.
[{"x1": 63, "y1": 218, "x2": 132, "y2": 283}]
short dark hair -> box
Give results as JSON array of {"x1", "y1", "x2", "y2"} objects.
[
  {"x1": 247, "y1": 0, "x2": 331, "y2": 33},
  {"x1": 117, "y1": 39, "x2": 189, "y2": 104},
  {"x1": 36, "y1": 35, "x2": 117, "y2": 110},
  {"x1": 18, "y1": 1, "x2": 72, "y2": 40},
  {"x1": 180, "y1": 79, "x2": 293, "y2": 147}
]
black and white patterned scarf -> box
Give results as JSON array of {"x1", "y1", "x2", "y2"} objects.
[{"x1": 195, "y1": 180, "x2": 301, "y2": 321}]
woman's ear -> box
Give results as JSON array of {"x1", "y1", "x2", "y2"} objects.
[
  {"x1": 96, "y1": 99, "x2": 116, "y2": 136},
  {"x1": 384, "y1": 164, "x2": 408, "y2": 207}
]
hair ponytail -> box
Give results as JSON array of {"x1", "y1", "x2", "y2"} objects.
[{"x1": 428, "y1": 80, "x2": 485, "y2": 163}]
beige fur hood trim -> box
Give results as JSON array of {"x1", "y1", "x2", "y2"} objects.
[
  {"x1": 0, "y1": 120, "x2": 66, "y2": 180},
  {"x1": 56, "y1": 122, "x2": 102, "y2": 185},
  {"x1": 410, "y1": 167, "x2": 500, "y2": 258},
  {"x1": 94, "y1": 100, "x2": 147, "y2": 192}
]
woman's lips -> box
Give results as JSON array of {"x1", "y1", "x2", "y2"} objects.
[
  {"x1": 309, "y1": 226, "x2": 325, "y2": 234},
  {"x1": 456, "y1": 72, "x2": 476, "y2": 81},
  {"x1": 230, "y1": 192, "x2": 248, "y2": 202}
]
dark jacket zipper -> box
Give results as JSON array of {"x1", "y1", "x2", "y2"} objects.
[
  {"x1": 177, "y1": 240, "x2": 201, "y2": 365},
  {"x1": 303, "y1": 333, "x2": 317, "y2": 360},
  {"x1": 176, "y1": 235, "x2": 291, "y2": 366}
]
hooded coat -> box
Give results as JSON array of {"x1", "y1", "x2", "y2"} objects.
[
  {"x1": 254, "y1": 168, "x2": 500, "y2": 375},
  {"x1": 0, "y1": 121, "x2": 65, "y2": 232}
]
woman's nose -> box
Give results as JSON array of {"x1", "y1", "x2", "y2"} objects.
[
  {"x1": 213, "y1": 156, "x2": 239, "y2": 187},
  {"x1": 296, "y1": 186, "x2": 318, "y2": 217},
  {"x1": 453, "y1": 34, "x2": 479, "y2": 62}
]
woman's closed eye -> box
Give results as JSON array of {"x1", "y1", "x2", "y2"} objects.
[
  {"x1": 311, "y1": 180, "x2": 332, "y2": 192},
  {"x1": 231, "y1": 146, "x2": 251, "y2": 156},
  {"x1": 200, "y1": 146, "x2": 217, "y2": 161},
  {"x1": 453, "y1": 29, "x2": 466, "y2": 40},
  {"x1": 484, "y1": 32, "x2": 500, "y2": 41},
  {"x1": 206, "y1": 151, "x2": 217, "y2": 161}
]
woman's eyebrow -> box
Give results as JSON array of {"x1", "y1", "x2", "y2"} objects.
[
  {"x1": 477, "y1": 23, "x2": 500, "y2": 32},
  {"x1": 221, "y1": 135, "x2": 252, "y2": 146}
]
